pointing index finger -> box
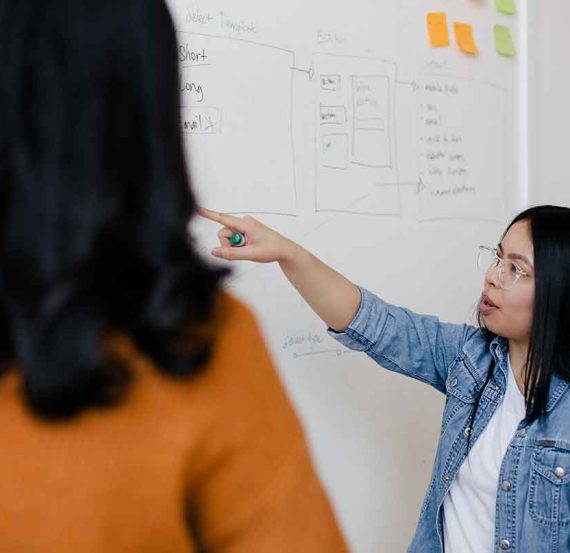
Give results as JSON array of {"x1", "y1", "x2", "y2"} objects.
[
  {"x1": 197, "y1": 207, "x2": 223, "y2": 223},
  {"x1": 197, "y1": 207, "x2": 248, "y2": 232}
]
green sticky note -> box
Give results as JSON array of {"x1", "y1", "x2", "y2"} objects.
[
  {"x1": 496, "y1": 0, "x2": 516, "y2": 15},
  {"x1": 494, "y1": 25, "x2": 516, "y2": 57}
]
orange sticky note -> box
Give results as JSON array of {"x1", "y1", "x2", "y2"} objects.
[
  {"x1": 427, "y1": 13, "x2": 450, "y2": 48},
  {"x1": 454, "y1": 22, "x2": 479, "y2": 54}
]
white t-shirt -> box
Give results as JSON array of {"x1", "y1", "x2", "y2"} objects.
[{"x1": 443, "y1": 357, "x2": 526, "y2": 553}]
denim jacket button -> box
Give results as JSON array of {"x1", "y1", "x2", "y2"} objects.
[
  {"x1": 501, "y1": 480, "x2": 511, "y2": 491},
  {"x1": 500, "y1": 539, "x2": 511, "y2": 550},
  {"x1": 449, "y1": 378, "x2": 458, "y2": 388},
  {"x1": 555, "y1": 467, "x2": 566, "y2": 478},
  {"x1": 464, "y1": 427, "x2": 472, "y2": 437}
]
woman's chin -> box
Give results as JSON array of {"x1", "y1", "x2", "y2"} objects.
[{"x1": 482, "y1": 318, "x2": 501, "y2": 336}]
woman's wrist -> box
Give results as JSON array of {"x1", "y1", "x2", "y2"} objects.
[{"x1": 278, "y1": 239, "x2": 306, "y2": 267}]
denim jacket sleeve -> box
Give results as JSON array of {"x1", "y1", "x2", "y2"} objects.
[{"x1": 328, "y1": 286, "x2": 477, "y2": 394}]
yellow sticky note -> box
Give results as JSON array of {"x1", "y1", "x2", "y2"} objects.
[
  {"x1": 494, "y1": 25, "x2": 517, "y2": 56},
  {"x1": 427, "y1": 13, "x2": 450, "y2": 48},
  {"x1": 496, "y1": 0, "x2": 516, "y2": 15},
  {"x1": 454, "y1": 23, "x2": 479, "y2": 55}
]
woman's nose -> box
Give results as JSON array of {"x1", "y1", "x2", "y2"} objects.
[{"x1": 485, "y1": 264, "x2": 501, "y2": 288}]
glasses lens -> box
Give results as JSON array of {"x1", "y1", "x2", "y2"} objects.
[
  {"x1": 498, "y1": 261, "x2": 518, "y2": 290},
  {"x1": 477, "y1": 247, "x2": 497, "y2": 274}
]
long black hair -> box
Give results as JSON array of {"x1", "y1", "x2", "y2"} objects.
[
  {"x1": 475, "y1": 205, "x2": 570, "y2": 424},
  {"x1": 0, "y1": 0, "x2": 229, "y2": 419}
]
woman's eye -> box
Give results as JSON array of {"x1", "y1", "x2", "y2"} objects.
[{"x1": 509, "y1": 263, "x2": 519, "y2": 274}]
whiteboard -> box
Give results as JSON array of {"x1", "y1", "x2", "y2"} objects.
[{"x1": 166, "y1": 0, "x2": 524, "y2": 550}]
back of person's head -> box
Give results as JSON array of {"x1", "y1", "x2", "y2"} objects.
[{"x1": 0, "y1": 0, "x2": 228, "y2": 419}]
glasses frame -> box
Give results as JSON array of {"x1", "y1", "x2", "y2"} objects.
[{"x1": 477, "y1": 245, "x2": 529, "y2": 290}]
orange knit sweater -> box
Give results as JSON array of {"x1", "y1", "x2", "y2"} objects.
[{"x1": 0, "y1": 294, "x2": 348, "y2": 552}]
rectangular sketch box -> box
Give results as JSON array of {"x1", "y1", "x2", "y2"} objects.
[
  {"x1": 417, "y1": 74, "x2": 508, "y2": 221},
  {"x1": 321, "y1": 134, "x2": 349, "y2": 169},
  {"x1": 352, "y1": 76, "x2": 391, "y2": 167},
  {"x1": 181, "y1": 107, "x2": 221, "y2": 134},
  {"x1": 320, "y1": 74, "x2": 341, "y2": 92},
  {"x1": 353, "y1": 76, "x2": 389, "y2": 122},
  {"x1": 320, "y1": 105, "x2": 347, "y2": 125},
  {"x1": 313, "y1": 53, "x2": 399, "y2": 215}
]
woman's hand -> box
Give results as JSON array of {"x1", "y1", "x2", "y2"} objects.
[
  {"x1": 197, "y1": 208, "x2": 299, "y2": 264},
  {"x1": 198, "y1": 208, "x2": 361, "y2": 332}
]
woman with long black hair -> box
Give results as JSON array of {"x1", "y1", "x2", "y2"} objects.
[
  {"x1": 201, "y1": 204, "x2": 570, "y2": 553},
  {"x1": 0, "y1": 1, "x2": 348, "y2": 551}
]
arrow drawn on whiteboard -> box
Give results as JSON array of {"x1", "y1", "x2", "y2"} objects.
[
  {"x1": 396, "y1": 79, "x2": 420, "y2": 92},
  {"x1": 290, "y1": 64, "x2": 315, "y2": 79}
]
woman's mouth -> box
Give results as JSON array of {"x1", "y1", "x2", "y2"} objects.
[{"x1": 480, "y1": 294, "x2": 498, "y2": 316}]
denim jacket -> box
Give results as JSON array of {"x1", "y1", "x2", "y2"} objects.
[{"x1": 329, "y1": 287, "x2": 570, "y2": 553}]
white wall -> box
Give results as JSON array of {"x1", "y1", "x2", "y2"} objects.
[{"x1": 528, "y1": 1, "x2": 570, "y2": 206}]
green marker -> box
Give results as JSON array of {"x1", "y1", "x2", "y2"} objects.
[{"x1": 230, "y1": 231, "x2": 246, "y2": 247}]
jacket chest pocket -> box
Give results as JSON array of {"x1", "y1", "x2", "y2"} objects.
[
  {"x1": 529, "y1": 446, "x2": 570, "y2": 526},
  {"x1": 445, "y1": 358, "x2": 479, "y2": 403},
  {"x1": 441, "y1": 358, "x2": 479, "y2": 434}
]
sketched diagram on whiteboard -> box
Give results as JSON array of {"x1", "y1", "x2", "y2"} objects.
[
  {"x1": 177, "y1": 32, "x2": 297, "y2": 215},
  {"x1": 417, "y1": 75, "x2": 508, "y2": 222},
  {"x1": 174, "y1": 33, "x2": 510, "y2": 223},
  {"x1": 313, "y1": 54, "x2": 400, "y2": 216}
]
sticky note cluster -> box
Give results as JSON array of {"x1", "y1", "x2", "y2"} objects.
[
  {"x1": 426, "y1": 9, "x2": 517, "y2": 58},
  {"x1": 427, "y1": 13, "x2": 478, "y2": 55}
]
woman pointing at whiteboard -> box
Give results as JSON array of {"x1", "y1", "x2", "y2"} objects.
[{"x1": 201, "y1": 205, "x2": 570, "y2": 553}]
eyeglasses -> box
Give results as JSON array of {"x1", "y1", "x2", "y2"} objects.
[{"x1": 476, "y1": 245, "x2": 529, "y2": 290}]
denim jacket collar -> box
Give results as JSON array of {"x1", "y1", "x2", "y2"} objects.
[
  {"x1": 489, "y1": 336, "x2": 509, "y2": 377},
  {"x1": 489, "y1": 336, "x2": 569, "y2": 413}
]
